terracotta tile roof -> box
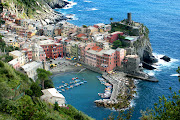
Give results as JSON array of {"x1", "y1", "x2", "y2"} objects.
[
  {"x1": 92, "y1": 46, "x2": 103, "y2": 52},
  {"x1": 77, "y1": 33, "x2": 85, "y2": 38},
  {"x1": 83, "y1": 38, "x2": 88, "y2": 41},
  {"x1": 64, "y1": 39, "x2": 72, "y2": 42}
]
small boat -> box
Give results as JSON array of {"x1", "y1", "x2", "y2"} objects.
[
  {"x1": 100, "y1": 81, "x2": 105, "y2": 84},
  {"x1": 67, "y1": 86, "x2": 71, "y2": 89},
  {"x1": 76, "y1": 77, "x2": 78, "y2": 79},
  {"x1": 70, "y1": 85, "x2": 73, "y2": 88},
  {"x1": 83, "y1": 81, "x2": 87, "y2": 83},
  {"x1": 75, "y1": 80, "x2": 80, "y2": 83},
  {"x1": 80, "y1": 82, "x2": 84, "y2": 84},
  {"x1": 72, "y1": 78, "x2": 76, "y2": 80},
  {"x1": 62, "y1": 81, "x2": 65, "y2": 83},
  {"x1": 58, "y1": 90, "x2": 62, "y2": 93},
  {"x1": 64, "y1": 84, "x2": 67, "y2": 87},
  {"x1": 75, "y1": 83, "x2": 79, "y2": 86},
  {"x1": 98, "y1": 93, "x2": 104, "y2": 96},
  {"x1": 65, "y1": 83, "x2": 68, "y2": 85},
  {"x1": 61, "y1": 89, "x2": 65, "y2": 91}
]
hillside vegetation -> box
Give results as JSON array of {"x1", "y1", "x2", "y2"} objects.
[
  {"x1": 2, "y1": 0, "x2": 66, "y2": 19},
  {"x1": 0, "y1": 61, "x2": 94, "y2": 120}
]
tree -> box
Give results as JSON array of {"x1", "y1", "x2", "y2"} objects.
[
  {"x1": 110, "y1": 18, "x2": 113, "y2": 23},
  {"x1": 118, "y1": 34, "x2": 125, "y2": 40},
  {"x1": 140, "y1": 67, "x2": 180, "y2": 120},
  {"x1": 5, "y1": 55, "x2": 13, "y2": 62},
  {"x1": 36, "y1": 68, "x2": 52, "y2": 89},
  {"x1": 112, "y1": 40, "x2": 122, "y2": 49},
  {"x1": 82, "y1": 25, "x2": 87, "y2": 28},
  {"x1": 54, "y1": 102, "x2": 59, "y2": 111},
  {"x1": 15, "y1": 47, "x2": 20, "y2": 50},
  {"x1": 30, "y1": 82, "x2": 42, "y2": 97}
]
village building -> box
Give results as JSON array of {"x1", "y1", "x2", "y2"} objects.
[
  {"x1": 8, "y1": 58, "x2": 20, "y2": 70},
  {"x1": 107, "y1": 31, "x2": 124, "y2": 43},
  {"x1": 122, "y1": 55, "x2": 141, "y2": 73},
  {"x1": 85, "y1": 46, "x2": 102, "y2": 67},
  {"x1": 40, "y1": 40, "x2": 63, "y2": 59},
  {"x1": 96, "y1": 48, "x2": 126, "y2": 72},
  {"x1": 9, "y1": 50, "x2": 28, "y2": 66},
  {"x1": 87, "y1": 26, "x2": 98, "y2": 35},
  {"x1": 43, "y1": 25, "x2": 54, "y2": 37},
  {"x1": 20, "y1": 61, "x2": 43, "y2": 81},
  {"x1": 41, "y1": 88, "x2": 66, "y2": 106}
]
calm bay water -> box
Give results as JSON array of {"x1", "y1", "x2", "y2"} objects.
[{"x1": 53, "y1": 0, "x2": 180, "y2": 119}]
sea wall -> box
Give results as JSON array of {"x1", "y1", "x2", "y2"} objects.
[{"x1": 94, "y1": 72, "x2": 135, "y2": 110}]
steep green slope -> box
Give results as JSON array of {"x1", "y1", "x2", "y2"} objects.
[
  {"x1": 2, "y1": 0, "x2": 66, "y2": 19},
  {"x1": 0, "y1": 61, "x2": 94, "y2": 120}
]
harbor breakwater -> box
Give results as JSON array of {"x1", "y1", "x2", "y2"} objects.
[{"x1": 94, "y1": 72, "x2": 136, "y2": 110}]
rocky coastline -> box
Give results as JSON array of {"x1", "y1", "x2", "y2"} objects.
[
  {"x1": 46, "y1": 0, "x2": 69, "y2": 9},
  {"x1": 94, "y1": 72, "x2": 136, "y2": 110}
]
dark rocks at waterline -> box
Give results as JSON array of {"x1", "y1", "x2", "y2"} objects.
[
  {"x1": 142, "y1": 61, "x2": 156, "y2": 70},
  {"x1": 46, "y1": 0, "x2": 69, "y2": 9},
  {"x1": 160, "y1": 55, "x2": 171, "y2": 62},
  {"x1": 143, "y1": 50, "x2": 158, "y2": 64}
]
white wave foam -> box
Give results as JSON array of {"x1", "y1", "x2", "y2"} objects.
[
  {"x1": 86, "y1": 8, "x2": 99, "y2": 11},
  {"x1": 153, "y1": 53, "x2": 179, "y2": 68},
  {"x1": 134, "y1": 79, "x2": 139, "y2": 85},
  {"x1": 73, "y1": 16, "x2": 79, "y2": 20},
  {"x1": 170, "y1": 74, "x2": 179, "y2": 77},
  {"x1": 84, "y1": 0, "x2": 92, "y2": 3},
  {"x1": 144, "y1": 70, "x2": 155, "y2": 76},
  {"x1": 130, "y1": 99, "x2": 136, "y2": 108},
  {"x1": 62, "y1": 1, "x2": 77, "y2": 9}
]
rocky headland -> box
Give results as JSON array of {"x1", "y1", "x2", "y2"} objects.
[{"x1": 2, "y1": 0, "x2": 69, "y2": 25}]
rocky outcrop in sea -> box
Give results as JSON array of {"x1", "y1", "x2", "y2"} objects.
[{"x1": 45, "y1": 0, "x2": 69, "y2": 9}]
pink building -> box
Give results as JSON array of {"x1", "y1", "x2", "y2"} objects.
[
  {"x1": 23, "y1": 45, "x2": 46, "y2": 62},
  {"x1": 79, "y1": 42, "x2": 96, "y2": 62},
  {"x1": 8, "y1": 58, "x2": 21, "y2": 70},
  {"x1": 85, "y1": 46, "x2": 102, "y2": 67},
  {"x1": 96, "y1": 48, "x2": 125, "y2": 72},
  {"x1": 108, "y1": 31, "x2": 124, "y2": 43}
]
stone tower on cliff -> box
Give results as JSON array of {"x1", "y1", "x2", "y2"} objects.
[{"x1": 127, "y1": 13, "x2": 132, "y2": 24}]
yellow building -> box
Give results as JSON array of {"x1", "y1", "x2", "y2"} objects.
[
  {"x1": 88, "y1": 26, "x2": 98, "y2": 35},
  {"x1": 8, "y1": 42, "x2": 20, "y2": 48},
  {"x1": 9, "y1": 50, "x2": 27, "y2": 66}
]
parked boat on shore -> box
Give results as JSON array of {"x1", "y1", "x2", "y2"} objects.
[{"x1": 96, "y1": 76, "x2": 113, "y2": 99}]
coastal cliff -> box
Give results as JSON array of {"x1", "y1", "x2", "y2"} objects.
[
  {"x1": 1, "y1": 0, "x2": 68, "y2": 24},
  {"x1": 132, "y1": 26, "x2": 157, "y2": 64},
  {"x1": 45, "y1": 0, "x2": 69, "y2": 9},
  {"x1": 111, "y1": 19, "x2": 157, "y2": 65}
]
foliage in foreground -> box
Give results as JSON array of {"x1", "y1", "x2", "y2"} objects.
[
  {"x1": 140, "y1": 67, "x2": 180, "y2": 120},
  {"x1": 0, "y1": 61, "x2": 94, "y2": 120}
]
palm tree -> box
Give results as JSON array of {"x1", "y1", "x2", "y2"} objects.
[
  {"x1": 110, "y1": 18, "x2": 113, "y2": 24},
  {"x1": 37, "y1": 68, "x2": 52, "y2": 89}
]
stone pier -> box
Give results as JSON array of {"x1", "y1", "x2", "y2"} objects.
[{"x1": 94, "y1": 72, "x2": 133, "y2": 109}]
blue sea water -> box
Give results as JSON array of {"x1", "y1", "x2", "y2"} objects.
[{"x1": 53, "y1": 0, "x2": 180, "y2": 119}]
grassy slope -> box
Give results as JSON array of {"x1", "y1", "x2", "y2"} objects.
[{"x1": 0, "y1": 61, "x2": 94, "y2": 120}]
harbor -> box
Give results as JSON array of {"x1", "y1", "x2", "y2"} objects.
[
  {"x1": 94, "y1": 72, "x2": 136, "y2": 109},
  {"x1": 56, "y1": 77, "x2": 87, "y2": 93}
]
